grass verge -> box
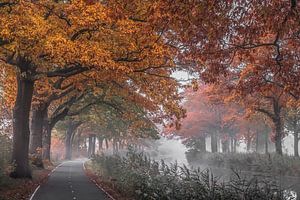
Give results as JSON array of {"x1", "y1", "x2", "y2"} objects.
[{"x1": 87, "y1": 150, "x2": 293, "y2": 200}]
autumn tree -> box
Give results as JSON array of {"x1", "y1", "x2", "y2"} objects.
[
  {"x1": 0, "y1": 0, "x2": 186, "y2": 178},
  {"x1": 165, "y1": 84, "x2": 240, "y2": 153},
  {"x1": 156, "y1": 0, "x2": 300, "y2": 155},
  {"x1": 29, "y1": 76, "x2": 82, "y2": 162},
  {"x1": 285, "y1": 102, "x2": 300, "y2": 156}
]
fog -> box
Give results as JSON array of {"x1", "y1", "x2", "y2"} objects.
[
  {"x1": 144, "y1": 136, "x2": 188, "y2": 165},
  {"x1": 141, "y1": 134, "x2": 296, "y2": 164}
]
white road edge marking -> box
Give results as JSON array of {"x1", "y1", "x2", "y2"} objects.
[
  {"x1": 29, "y1": 185, "x2": 40, "y2": 200},
  {"x1": 29, "y1": 162, "x2": 64, "y2": 200},
  {"x1": 83, "y1": 162, "x2": 116, "y2": 200}
]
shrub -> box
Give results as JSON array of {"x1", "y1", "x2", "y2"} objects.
[{"x1": 91, "y1": 150, "x2": 292, "y2": 200}]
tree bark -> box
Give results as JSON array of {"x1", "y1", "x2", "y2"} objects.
[
  {"x1": 42, "y1": 120, "x2": 52, "y2": 161},
  {"x1": 83, "y1": 138, "x2": 88, "y2": 156},
  {"x1": 98, "y1": 136, "x2": 103, "y2": 152},
  {"x1": 294, "y1": 132, "x2": 299, "y2": 157},
  {"x1": 246, "y1": 139, "x2": 251, "y2": 152},
  {"x1": 255, "y1": 131, "x2": 259, "y2": 152},
  {"x1": 230, "y1": 137, "x2": 236, "y2": 153},
  {"x1": 274, "y1": 117, "x2": 283, "y2": 155},
  {"x1": 65, "y1": 120, "x2": 82, "y2": 160},
  {"x1": 272, "y1": 98, "x2": 283, "y2": 155},
  {"x1": 198, "y1": 135, "x2": 206, "y2": 152},
  {"x1": 43, "y1": 105, "x2": 70, "y2": 161},
  {"x1": 29, "y1": 106, "x2": 46, "y2": 154},
  {"x1": 92, "y1": 135, "x2": 96, "y2": 156},
  {"x1": 87, "y1": 134, "x2": 96, "y2": 157},
  {"x1": 75, "y1": 130, "x2": 82, "y2": 157},
  {"x1": 65, "y1": 133, "x2": 72, "y2": 160},
  {"x1": 264, "y1": 131, "x2": 269, "y2": 154},
  {"x1": 10, "y1": 75, "x2": 34, "y2": 178},
  {"x1": 256, "y1": 98, "x2": 283, "y2": 155},
  {"x1": 211, "y1": 133, "x2": 218, "y2": 153},
  {"x1": 221, "y1": 139, "x2": 229, "y2": 153},
  {"x1": 105, "y1": 138, "x2": 109, "y2": 149},
  {"x1": 233, "y1": 138, "x2": 237, "y2": 153},
  {"x1": 112, "y1": 139, "x2": 117, "y2": 154},
  {"x1": 88, "y1": 135, "x2": 92, "y2": 157}
]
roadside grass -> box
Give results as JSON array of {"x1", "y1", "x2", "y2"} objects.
[
  {"x1": 85, "y1": 161, "x2": 130, "y2": 200},
  {"x1": 89, "y1": 149, "x2": 292, "y2": 200}
]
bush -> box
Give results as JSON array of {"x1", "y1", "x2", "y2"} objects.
[{"x1": 91, "y1": 149, "x2": 292, "y2": 200}]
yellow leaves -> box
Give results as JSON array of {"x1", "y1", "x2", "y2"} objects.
[
  {"x1": 0, "y1": 21, "x2": 11, "y2": 39},
  {"x1": 0, "y1": 0, "x2": 185, "y2": 128},
  {"x1": 44, "y1": 34, "x2": 70, "y2": 64},
  {"x1": 67, "y1": 0, "x2": 110, "y2": 28},
  {"x1": 0, "y1": 65, "x2": 16, "y2": 109}
]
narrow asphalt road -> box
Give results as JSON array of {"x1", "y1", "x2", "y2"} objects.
[{"x1": 31, "y1": 159, "x2": 109, "y2": 200}]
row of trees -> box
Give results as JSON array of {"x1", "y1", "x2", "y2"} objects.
[
  {"x1": 160, "y1": 0, "x2": 300, "y2": 155},
  {"x1": 54, "y1": 96, "x2": 161, "y2": 160},
  {"x1": 0, "y1": 0, "x2": 299, "y2": 178},
  {"x1": 167, "y1": 84, "x2": 300, "y2": 156},
  {"x1": 0, "y1": 0, "x2": 187, "y2": 178}
]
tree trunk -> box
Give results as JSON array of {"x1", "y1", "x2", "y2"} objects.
[
  {"x1": 230, "y1": 137, "x2": 236, "y2": 153},
  {"x1": 211, "y1": 133, "x2": 218, "y2": 153},
  {"x1": 98, "y1": 136, "x2": 103, "y2": 152},
  {"x1": 222, "y1": 140, "x2": 229, "y2": 153},
  {"x1": 83, "y1": 138, "x2": 88, "y2": 156},
  {"x1": 93, "y1": 135, "x2": 96, "y2": 155},
  {"x1": 233, "y1": 138, "x2": 237, "y2": 153},
  {"x1": 43, "y1": 106, "x2": 69, "y2": 161},
  {"x1": 65, "y1": 135, "x2": 72, "y2": 160},
  {"x1": 65, "y1": 120, "x2": 82, "y2": 160},
  {"x1": 30, "y1": 105, "x2": 47, "y2": 168},
  {"x1": 10, "y1": 76, "x2": 34, "y2": 178},
  {"x1": 42, "y1": 119, "x2": 52, "y2": 161},
  {"x1": 112, "y1": 139, "x2": 118, "y2": 154},
  {"x1": 115, "y1": 139, "x2": 119, "y2": 153},
  {"x1": 88, "y1": 135, "x2": 93, "y2": 157},
  {"x1": 65, "y1": 124, "x2": 73, "y2": 160},
  {"x1": 76, "y1": 131, "x2": 82, "y2": 157},
  {"x1": 105, "y1": 138, "x2": 109, "y2": 149},
  {"x1": 256, "y1": 98, "x2": 283, "y2": 155},
  {"x1": 255, "y1": 131, "x2": 259, "y2": 152},
  {"x1": 274, "y1": 118, "x2": 283, "y2": 155},
  {"x1": 198, "y1": 135, "x2": 206, "y2": 152},
  {"x1": 264, "y1": 131, "x2": 269, "y2": 154},
  {"x1": 71, "y1": 130, "x2": 77, "y2": 158},
  {"x1": 89, "y1": 135, "x2": 96, "y2": 157},
  {"x1": 246, "y1": 139, "x2": 251, "y2": 152},
  {"x1": 29, "y1": 106, "x2": 46, "y2": 154},
  {"x1": 294, "y1": 132, "x2": 299, "y2": 157}
]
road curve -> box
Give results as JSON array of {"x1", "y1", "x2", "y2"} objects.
[{"x1": 31, "y1": 159, "x2": 109, "y2": 200}]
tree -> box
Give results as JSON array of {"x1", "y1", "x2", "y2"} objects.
[
  {"x1": 64, "y1": 120, "x2": 82, "y2": 160},
  {"x1": 30, "y1": 77, "x2": 78, "y2": 162},
  {"x1": 285, "y1": 102, "x2": 300, "y2": 156},
  {"x1": 156, "y1": 0, "x2": 300, "y2": 155},
  {"x1": 166, "y1": 84, "x2": 242, "y2": 153},
  {"x1": 0, "y1": 0, "x2": 185, "y2": 178}
]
